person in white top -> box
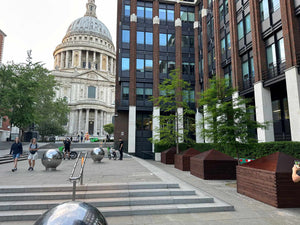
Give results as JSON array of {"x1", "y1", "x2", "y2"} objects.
[{"x1": 28, "y1": 138, "x2": 39, "y2": 171}]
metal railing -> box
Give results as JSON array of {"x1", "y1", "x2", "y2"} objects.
[{"x1": 69, "y1": 152, "x2": 88, "y2": 201}]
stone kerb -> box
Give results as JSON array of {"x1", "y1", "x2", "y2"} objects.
[
  {"x1": 190, "y1": 149, "x2": 238, "y2": 180},
  {"x1": 237, "y1": 151, "x2": 300, "y2": 208},
  {"x1": 161, "y1": 147, "x2": 176, "y2": 164},
  {"x1": 174, "y1": 148, "x2": 200, "y2": 171}
]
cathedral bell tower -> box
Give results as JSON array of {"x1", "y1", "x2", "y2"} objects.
[{"x1": 85, "y1": 0, "x2": 97, "y2": 18}]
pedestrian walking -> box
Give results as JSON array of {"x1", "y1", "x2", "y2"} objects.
[
  {"x1": 118, "y1": 138, "x2": 124, "y2": 160},
  {"x1": 9, "y1": 137, "x2": 23, "y2": 172},
  {"x1": 28, "y1": 138, "x2": 39, "y2": 171},
  {"x1": 63, "y1": 137, "x2": 71, "y2": 160}
]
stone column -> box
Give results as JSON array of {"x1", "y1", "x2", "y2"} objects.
[
  {"x1": 93, "y1": 51, "x2": 96, "y2": 69},
  {"x1": 65, "y1": 51, "x2": 69, "y2": 68},
  {"x1": 74, "y1": 110, "x2": 78, "y2": 134},
  {"x1": 99, "y1": 53, "x2": 102, "y2": 71},
  {"x1": 285, "y1": 67, "x2": 300, "y2": 141},
  {"x1": 100, "y1": 110, "x2": 104, "y2": 135},
  {"x1": 85, "y1": 50, "x2": 89, "y2": 69},
  {"x1": 128, "y1": 0, "x2": 137, "y2": 154},
  {"x1": 78, "y1": 50, "x2": 82, "y2": 69},
  {"x1": 203, "y1": 105, "x2": 212, "y2": 143},
  {"x1": 254, "y1": 81, "x2": 274, "y2": 142},
  {"x1": 60, "y1": 52, "x2": 64, "y2": 69},
  {"x1": 177, "y1": 107, "x2": 184, "y2": 143},
  {"x1": 78, "y1": 109, "x2": 82, "y2": 133},
  {"x1": 85, "y1": 109, "x2": 89, "y2": 133},
  {"x1": 195, "y1": 109, "x2": 204, "y2": 143},
  {"x1": 94, "y1": 109, "x2": 98, "y2": 136},
  {"x1": 68, "y1": 110, "x2": 74, "y2": 135},
  {"x1": 71, "y1": 50, "x2": 75, "y2": 68}
]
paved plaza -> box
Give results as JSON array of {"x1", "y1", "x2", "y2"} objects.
[{"x1": 0, "y1": 142, "x2": 299, "y2": 224}]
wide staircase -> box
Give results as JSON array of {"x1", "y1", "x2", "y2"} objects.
[
  {"x1": 0, "y1": 182, "x2": 234, "y2": 222},
  {"x1": 0, "y1": 154, "x2": 28, "y2": 165}
]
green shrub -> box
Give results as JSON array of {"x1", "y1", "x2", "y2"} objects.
[{"x1": 192, "y1": 142, "x2": 300, "y2": 159}]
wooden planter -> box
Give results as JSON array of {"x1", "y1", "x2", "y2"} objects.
[
  {"x1": 161, "y1": 147, "x2": 176, "y2": 164},
  {"x1": 174, "y1": 148, "x2": 200, "y2": 171},
  {"x1": 190, "y1": 149, "x2": 238, "y2": 180},
  {"x1": 237, "y1": 152, "x2": 300, "y2": 208}
]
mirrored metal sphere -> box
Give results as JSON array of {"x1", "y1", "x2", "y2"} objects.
[
  {"x1": 41, "y1": 149, "x2": 63, "y2": 170},
  {"x1": 90, "y1": 148, "x2": 105, "y2": 162},
  {"x1": 34, "y1": 201, "x2": 108, "y2": 225}
]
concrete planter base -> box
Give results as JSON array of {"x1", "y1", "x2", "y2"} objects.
[{"x1": 155, "y1": 152, "x2": 161, "y2": 161}]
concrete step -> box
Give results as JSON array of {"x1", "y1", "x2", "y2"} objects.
[
  {"x1": 0, "y1": 183, "x2": 179, "y2": 193},
  {"x1": 0, "y1": 202, "x2": 234, "y2": 222},
  {"x1": 0, "y1": 188, "x2": 196, "y2": 201},
  {"x1": 0, "y1": 195, "x2": 214, "y2": 211}
]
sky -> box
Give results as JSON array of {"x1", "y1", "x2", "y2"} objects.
[{"x1": 0, "y1": 0, "x2": 117, "y2": 70}]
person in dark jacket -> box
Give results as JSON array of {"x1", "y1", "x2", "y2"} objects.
[
  {"x1": 9, "y1": 137, "x2": 23, "y2": 172},
  {"x1": 118, "y1": 138, "x2": 124, "y2": 160}
]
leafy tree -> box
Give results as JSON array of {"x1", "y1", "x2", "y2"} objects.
[
  {"x1": 198, "y1": 77, "x2": 267, "y2": 160},
  {"x1": 0, "y1": 61, "x2": 69, "y2": 140},
  {"x1": 150, "y1": 69, "x2": 195, "y2": 154},
  {"x1": 103, "y1": 123, "x2": 114, "y2": 136},
  {"x1": 36, "y1": 98, "x2": 69, "y2": 141}
]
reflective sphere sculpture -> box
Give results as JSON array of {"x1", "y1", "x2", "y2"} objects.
[
  {"x1": 34, "y1": 201, "x2": 108, "y2": 225},
  {"x1": 41, "y1": 149, "x2": 63, "y2": 170},
  {"x1": 91, "y1": 148, "x2": 105, "y2": 162}
]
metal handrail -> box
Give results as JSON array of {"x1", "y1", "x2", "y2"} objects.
[{"x1": 69, "y1": 152, "x2": 88, "y2": 201}]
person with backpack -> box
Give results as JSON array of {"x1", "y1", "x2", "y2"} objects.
[
  {"x1": 9, "y1": 137, "x2": 23, "y2": 172},
  {"x1": 63, "y1": 137, "x2": 71, "y2": 160},
  {"x1": 28, "y1": 138, "x2": 39, "y2": 171}
]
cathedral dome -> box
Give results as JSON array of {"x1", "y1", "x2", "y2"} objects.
[{"x1": 65, "y1": 16, "x2": 112, "y2": 42}]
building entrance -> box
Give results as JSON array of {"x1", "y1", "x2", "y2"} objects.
[{"x1": 89, "y1": 121, "x2": 94, "y2": 135}]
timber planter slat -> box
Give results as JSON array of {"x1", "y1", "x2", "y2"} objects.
[
  {"x1": 174, "y1": 148, "x2": 200, "y2": 171},
  {"x1": 190, "y1": 149, "x2": 238, "y2": 180},
  {"x1": 161, "y1": 147, "x2": 176, "y2": 164},
  {"x1": 237, "y1": 152, "x2": 300, "y2": 208}
]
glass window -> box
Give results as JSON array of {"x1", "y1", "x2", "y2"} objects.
[
  {"x1": 272, "y1": 100, "x2": 281, "y2": 120},
  {"x1": 242, "y1": 61, "x2": 249, "y2": 79},
  {"x1": 227, "y1": 33, "x2": 231, "y2": 49},
  {"x1": 124, "y1": 5, "x2": 130, "y2": 17},
  {"x1": 159, "y1": 33, "x2": 167, "y2": 46},
  {"x1": 221, "y1": 38, "x2": 226, "y2": 55},
  {"x1": 271, "y1": 0, "x2": 280, "y2": 12},
  {"x1": 182, "y1": 35, "x2": 189, "y2": 48},
  {"x1": 224, "y1": 0, "x2": 229, "y2": 15},
  {"x1": 245, "y1": 14, "x2": 251, "y2": 34},
  {"x1": 250, "y1": 57, "x2": 255, "y2": 77},
  {"x1": 190, "y1": 63, "x2": 195, "y2": 75},
  {"x1": 168, "y1": 34, "x2": 175, "y2": 47},
  {"x1": 88, "y1": 86, "x2": 96, "y2": 98},
  {"x1": 136, "y1": 59, "x2": 144, "y2": 72},
  {"x1": 188, "y1": 12, "x2": 195, "y2": 22},
  {"x1": 159, "y1": 9, "x2": 167, "y2": 21},
  {"x1": 266, "y1": 44, "x2": 276, "y2": 68},
  {"x1": 238, "y1": 21, "x2": 244, "y2": 40},
  {"x1": 137, "y1": 31, "x2": 144, "y2": 44},
  {"x1": 182, "y1": 62, "x2": 190, "y2": 74},
  {"x1": 159, "y1": 60, "x2": 168, "y2": 73},
  {"x1": 145, "y1": 88, "x2": 153, "y2": 100},
  {"x1": 181, "y1": 11, "x2": 188, "y2": 21},
  {"x1": 122, "y1": 58, "x2": 129, "y2": 71},
  {"x1": 190, "y1": 90, "x2": 195, "y2": 103},
  {"x1": 122, "y1": 86, "x2": 129, "y2": 100},
  {"x1": 208, "y1": 51, "x2": 212, "y2": 66},
  {"x1": 219, "y1": 5, "x2": 224, "y2": 21},
  {"x1": 167, "y1": 10, "x2": 174, "y2": 21},
  {"x1": 189, "y1": 36, "x2": 194, "y2": 48},
  {"x1": 145, "y1": 59, "x2": 153, "y2": 72},
  {"x1": 260, "y1": 0, "x2": 269, "y2": 21},
  {"x1": 136, "y1": 88, "x2": 144, "y2": 101},
  {"x1": 145, "y1": 7, "x2": 152, "y2": 19},
  {"x1": 224, "y1": 72, "x2": 230, "y2": 87},
  {"x1": 146, "y1": 32, "x2": 153, "y2": 45},
  {"x1": 168, "y1": 61, "x2": 175, "y2": 74},
  {"x1": 278, "y1": 38, "x2": 285, "y2": 62},
  {"x1": 137, "y1": 6, "x2": 144, "y2": 18},
  {"x1": 122, "y1": 30, "x2": 130, "y2": 43}
]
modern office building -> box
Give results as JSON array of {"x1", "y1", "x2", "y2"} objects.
[
  {"x1": 115, "y1": 0, "x2": 300, "y2": 158},
  {"x1": 52, "y1": 0, "x2": 116, "y2": 137}
]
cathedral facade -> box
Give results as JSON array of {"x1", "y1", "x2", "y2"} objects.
[{"x1": 52, "y1": 0, "x2": 115, "y2": 137}]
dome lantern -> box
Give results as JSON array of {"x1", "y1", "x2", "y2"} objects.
[{"x1": 85, "y1": 0, "x2": 97, "y2": 18}]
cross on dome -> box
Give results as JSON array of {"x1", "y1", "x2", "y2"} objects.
[{"x1": 85, "y1": 0, "x2": 97, "y2": 18}]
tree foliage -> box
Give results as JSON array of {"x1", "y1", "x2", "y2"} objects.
[
  {"x1": 0, "y1": 61, "x2": 69, "y2": 139},
  {"x1": 150, "y1": 69, "x2": 195, "y2": 153},
  {"x1": 103, "y1": 123, "x2": 114, "y2": 135},
  {"x1": 198, "y1": 77, "x2": 267, "y2": 159}
]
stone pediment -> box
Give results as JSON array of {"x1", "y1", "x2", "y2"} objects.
[{"x1": 75, "y1": 71, "x2": 111, "y2": 82}]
